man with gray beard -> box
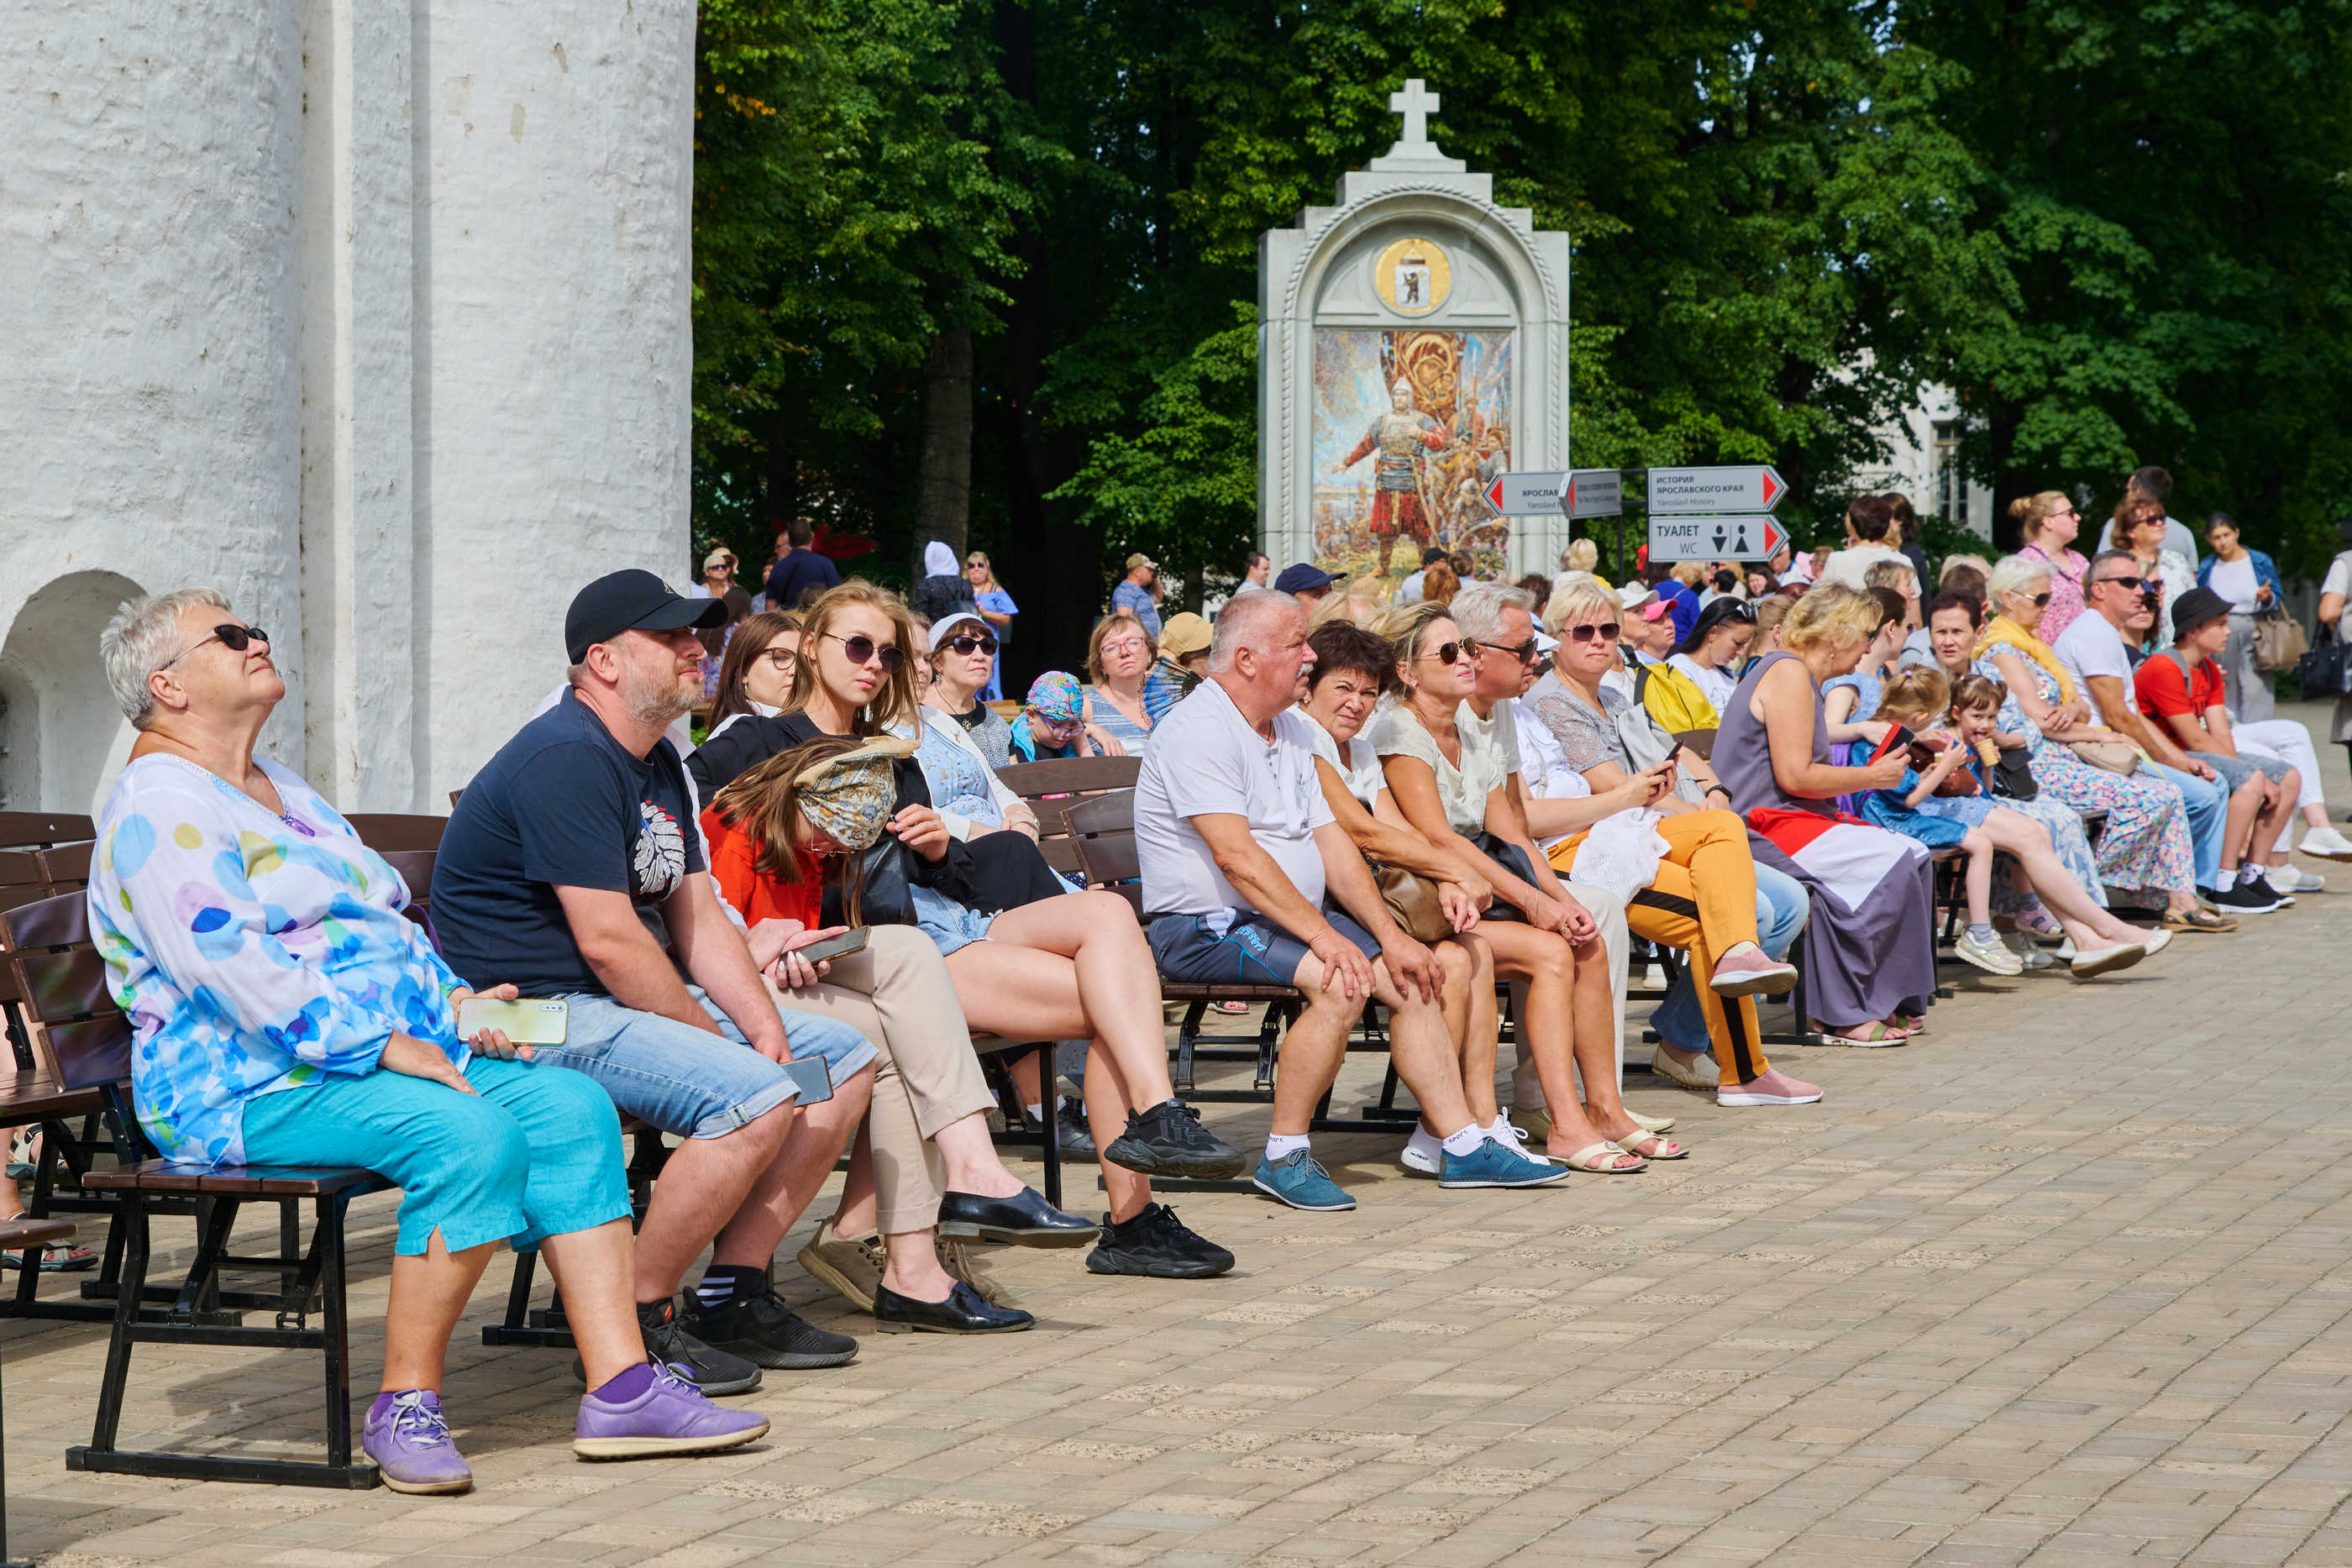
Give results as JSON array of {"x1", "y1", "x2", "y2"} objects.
[{"x1": 434, "y1": 570, "x2": 883, "y2": 1391}]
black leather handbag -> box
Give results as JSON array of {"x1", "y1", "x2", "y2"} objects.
[{"x1": 2298, "y1": 623, "x2": 2352, "y2": 701}]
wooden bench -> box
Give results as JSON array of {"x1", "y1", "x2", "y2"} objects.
[{"x1": 4, "y1": 886, "x2": 381, "y2": 1487}]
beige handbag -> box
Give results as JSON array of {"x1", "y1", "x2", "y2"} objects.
[
  {"x1": 2254, "y1": 610, "x2": 2310, "y2": 673},
  {"x1": 2066, "y1": 738, "x2": 2139, "y2": 774}
]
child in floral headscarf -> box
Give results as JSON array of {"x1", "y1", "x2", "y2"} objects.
[{"x1": 1008, "y1": 671, "x2": 1119, "y2": 761}]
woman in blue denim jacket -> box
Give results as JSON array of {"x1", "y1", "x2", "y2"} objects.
[{"x1": 2194, "y1": 512, "x2": 2285, "y2": 721}]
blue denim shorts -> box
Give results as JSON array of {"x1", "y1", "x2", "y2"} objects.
[
  {"x1": 1146, "y1": 908, "x2": 1378, "y2": 989},
  {"x1": 542, "y1": 986, "x2": 878, "y2": 1140}
]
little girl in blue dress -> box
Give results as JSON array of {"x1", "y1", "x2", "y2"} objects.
[{"x1": 1861, "y1": 669, "x2": 2161, "y2": 979}]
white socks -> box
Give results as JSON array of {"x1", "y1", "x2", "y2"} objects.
[
  {"x1": 1265, "y1": 1133, "x2": 1310, "y2": 1162},
  {"x1": 1439, "y1": 1125, "x2": 1486, "y2": 1157}
]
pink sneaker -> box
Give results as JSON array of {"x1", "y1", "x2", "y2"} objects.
[
  {"x1": 1717, "y1": 1068, "x2": 1823, "y2": 1107},
  {"x1": 1708, "y1": 942, "x2": 1798, "y2": 998}
]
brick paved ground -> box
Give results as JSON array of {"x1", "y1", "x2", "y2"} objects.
[{"x1": 9, "y1": 705, "x2": 2350, "y2": 1568}]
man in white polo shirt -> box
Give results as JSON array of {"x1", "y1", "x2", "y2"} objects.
[{"x1": 1135, "y1": 590, "x2": 1568, "y2": 1211}]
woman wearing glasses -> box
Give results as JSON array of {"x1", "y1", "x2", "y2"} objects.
[
  {"x1": 705, "y1": 610, "x2": 802, "y2": 736},
  {"x1": 1975, "y1": 555, "x2": 2211, "y2": 928},
  {"x1": 1666, "y1": 596, "x2": 1756, "y2": 714},
  {"x1": 964, "y1": 553, "x2": 1016, "y2": 701},
  {"x1": 2013, "y1": 490, "x2": 2091, "y2": 642},
  {"x1": 922, "y1": 612, "x2": 1015, "y2": 768},
  {"x1": 1083, "y1": 615, "x2": 1159, "y2": 756},
  {"x1": 1528, "y1": 580, "x2": 1816, "y2": 1102}
]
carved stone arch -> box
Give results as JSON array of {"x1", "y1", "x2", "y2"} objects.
[{"x1": 1279, "y1": 187, "x2": 1562, "y2": 328}]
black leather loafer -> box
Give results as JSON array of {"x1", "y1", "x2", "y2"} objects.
[
  {"x1": 937, "y1": 1188, "x2": 1096, "y2": 1248},
  {"x1": 873, "y1": 1280, "x2": 1035, "y2": 1334}
]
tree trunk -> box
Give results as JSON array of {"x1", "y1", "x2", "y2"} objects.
[{"x1": 913, "y1": 326, "x2": 974, "y2": 570}]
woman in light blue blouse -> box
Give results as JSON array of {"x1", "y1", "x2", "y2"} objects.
[{"x1": 87, "y1": 590, "x2": 764, "y2": 1492}]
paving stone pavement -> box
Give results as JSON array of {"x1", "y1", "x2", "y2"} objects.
[{"x1": 7, "y1": 706, "x2": 2350, "y2": 1568}]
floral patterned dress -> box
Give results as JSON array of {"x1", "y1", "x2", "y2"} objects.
[
  {"x1": 1977, "y1": 638, "x2": 2197, "y2": 898},
  {"x1": 87, "y1": 754, "x2": 465, "y2": 1168}
]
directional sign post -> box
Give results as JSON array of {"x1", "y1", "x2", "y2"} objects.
[
  {"x1": 1483, "y1": 471, "x2": 1568, "y2": 517},
  {"x1": 1559, "y1": 469, "x2": 1622, "y2": 520},
  {"x1": 1646, "y1": 465, "x2": 1787, "y2": 516},
  {"x1": 1646, "y1": 513, "x2": 1788, "y2": 563}
]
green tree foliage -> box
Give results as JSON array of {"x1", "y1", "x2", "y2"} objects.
[{"x1": 691, "y1": 0, "x2": 2352, "y2": 671}]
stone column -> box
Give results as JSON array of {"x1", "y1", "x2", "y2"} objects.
[
  {"x1": 300, "y1": 0, "x2": 418, "y2": 809},
  {"x1": 412, "y1": 0, "x2": 696, "y2": 803}
]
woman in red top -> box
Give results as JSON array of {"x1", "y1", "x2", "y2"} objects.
[{"x1": 700, "y1": 735, "x2": 1074, "y2": 1334}]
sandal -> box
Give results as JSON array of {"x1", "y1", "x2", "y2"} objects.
[
  {"x1": 1611, "y1": 1129, "x2": 1688, "y2": 1160},
  {"x1": 1822, "y1": 1020, "x2": 1910, "y2": 1046},
  {"x1": 0, "y1": 1242, "x2": 97, "y2": 1273},
  {"x1": 2160, "y1": 905, "x2": 2238, "y2": 933},
  {"x1": 1557, "y1": 1141, "x2": 1646, "y2": 1174}
]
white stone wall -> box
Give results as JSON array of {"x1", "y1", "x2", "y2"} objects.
[{"x1": 0, "y1": 0, "x2": 694, "y2": 816}]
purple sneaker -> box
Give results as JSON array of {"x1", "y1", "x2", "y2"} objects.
[
  {"x1": 362, "y1": 1390, "x2": 473, "y2": 1495},
  {"x1": 575, "y1": 1362, "x2": 770, "y2": 1460}
]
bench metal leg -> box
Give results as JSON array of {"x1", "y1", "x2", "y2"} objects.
[
  {"x1": 67, "y1": 1190, "x2": 380, "y2": 1488},
  {"x1": 1033, "y1": 1042, "x2": 1062, "y2": 1212}
]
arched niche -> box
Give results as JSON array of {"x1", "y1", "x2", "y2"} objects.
[{"x1": 0, "y1": 570, "x2": 144, "y2": 815}]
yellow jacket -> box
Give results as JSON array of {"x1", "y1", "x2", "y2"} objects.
[{"x1": 1634, "y1": 654, "x2": 1720, "y2": 733}]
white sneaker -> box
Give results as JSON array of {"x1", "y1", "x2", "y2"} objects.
[
  {"x1": 1953, "y1": 928, "x2": 2024, "y2": 976},
  {"x1": 2002, "y1": 930, "x2": 2058, "y2": 970},
  {"x1": 2296, "y1": 826, "x2": 2352, "y2": 863},
  {"x1": 1399, "y1": 1126, "x2": 1444, "y2": 1177},
  {"x1": 2268, "y1": 863, "x2": 2327, "y2": 894}
]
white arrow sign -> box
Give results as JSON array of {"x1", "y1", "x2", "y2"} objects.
[
  {"x1": 1647, "y1": 514, "x2": 1788, "y2": 563},
  {"x1": 1559, "y1": 469, "x2": 1623, "y2": 519},
  {"x1": 1647, "y1": 464, "x2": 1787, "y2": 515},
  {"x1": 1483, "y1": 471, "x2": 1567, "y2": 516}
]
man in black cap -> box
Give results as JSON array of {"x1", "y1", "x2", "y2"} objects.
[
  {"x1": 1271, "y1": 563, "x2": 1341, "y2": 616},
  {"x1": 433, "y1": 570, "x2": 882, "y2": 1384}
]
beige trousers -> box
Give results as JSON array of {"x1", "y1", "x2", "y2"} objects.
[{"x1": 763, "y1": 926, "x2": 997, "y2": 1234}]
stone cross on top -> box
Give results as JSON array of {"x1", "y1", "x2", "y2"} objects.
[
  {"x1": 1370, "y1": 78, "x2": 1462, "y2": 173},
  {"x1": 1389, "y1": 80, "x2": 1439, "y2": 148}
]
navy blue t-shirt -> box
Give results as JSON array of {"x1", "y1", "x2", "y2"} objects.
[
  {"x1": 432, "y1": 690, "x2": 706, "y2": 995},
  {"x1": 763, "y1": 548, "x2": 841, "y2": 612}
]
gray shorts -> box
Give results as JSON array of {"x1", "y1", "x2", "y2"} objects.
[{"x1": 2194, "y1": 749, "x2": 2289, "y2": 794}]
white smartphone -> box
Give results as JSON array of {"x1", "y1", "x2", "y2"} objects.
[{"x1": 455, "y1": 997, "x2": 570, "y2": 1046}]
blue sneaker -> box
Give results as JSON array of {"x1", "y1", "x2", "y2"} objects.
[
  {"x1": 1437, "y1": 1138, "x2": 1574, "y2": 1189},
  {"x1": 1251, "y1": 1150, "x2": 1355, "y2": 1211}
]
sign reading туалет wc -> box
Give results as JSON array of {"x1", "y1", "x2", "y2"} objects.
[
  {"x1": 1647, "y1": 513, "x2": 1788, "y2": 563},
  {"x1": 1646, "y1": 465, "x2": 1787, "y2": 515}
]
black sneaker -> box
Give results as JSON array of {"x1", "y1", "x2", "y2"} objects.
[
  {"x1": 1056, "y1": 1099, "x2": 1097, "y2": 1160},
  {"x1": 574, "y1": 1298, "x2": 764, "y2": 1393},
  {"x1": 1085, "y1": 1203, "x2": 1236, "y2": 1279},
  {"x1": 684, "y1": 1286, "x2": 859, "y2": 1370},
  {"x1": 2214, "y1": 878, "x2": 2285, "y2": 913},
  {"x1": 1103, "y1": 1099, "x2": 1247, "y2": 1180}
]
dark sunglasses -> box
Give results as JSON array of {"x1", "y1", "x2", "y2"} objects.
[
  {"x1": 821, "y1": 631, "x2": 905, "y2": 674},
  {"x1": 1423, "y1": 640, "x2": 1467, "y2": 665},
  {"x1": 947, "y1": 634, "x2": 998, "y2": 657},
  {"x1": 1477, "y1": 638, "x2": 1542, "y2": 664},
  {"x1": 1567, "y1": 622, "x2": 1623, "y2": 643},
  {"x1": 159, "y1": 623, "x2": 270, "y2": 671},
  {"x1": 2093, "y1": 574, "x2": 2145, "y2": 593},
  {"x1": 1716, "y1": 602, "x2": 1757, "y2": 622}
]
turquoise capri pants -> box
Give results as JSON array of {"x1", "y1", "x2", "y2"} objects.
[{"x1": 239, "y1": 1055, "x2": 631, "y2": 1257}]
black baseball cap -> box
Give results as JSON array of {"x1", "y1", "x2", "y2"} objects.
[
  {"x1": 1273, "y1": 563, "x2": 1341, "y2": 596},
  {"x1": 564, "y1": 569, "x2": 727, "y2": 663}
]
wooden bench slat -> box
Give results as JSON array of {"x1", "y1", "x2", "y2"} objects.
[
  {"x1": 343, "y1": 815, "x2": 449, "y2": 853},
  {"x1": 0, "y1": 811, "x2": 96, "y2": 851}
]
